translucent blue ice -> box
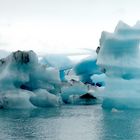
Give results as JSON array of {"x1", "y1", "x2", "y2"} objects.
[
  {"x1": 74, "y1": 56, "x2": 101, "y2": 83},
  {"x1": 40, "y1": 54, "x2": 73, "y2": 70},
  {"x1": 40, "y1": 54, "x2": 73, "y2": 81},
  {"x1": 97, "y1": 21, "x2": 140, "y2": 109},
  {"x1": 91, "y1": 73, "x2": 106, "y2": 86}
]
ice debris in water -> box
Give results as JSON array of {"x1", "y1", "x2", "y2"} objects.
[{"x1": 97, "y1": 21, "x2": 140, "y2": 110}]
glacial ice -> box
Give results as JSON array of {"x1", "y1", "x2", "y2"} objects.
[
  {"x1": 0, "y1": 89, "x2": 35, "y2": 109},
  {"x1": 0, "y1": 50, "x2": 101, "y2": 108},
  {"x1": 97, "y1": 21, "x2": 140, "y2": 110},
  {"x1": 74, "y1": 56, "x2": 101, "y2": 83},
  {"x1": 91, "y1": 73, "x2": 106, "y2": 86},
  {"x1": 30, "y1": 89, "x2": 61, "y2": 107},
  {"x1": 40, "y1": 54, "x2": 73, "y2": 82},
  {"x1": 0, "y1": 50, "x2": 62, "y2": 108},
  {"x1": 40, "y1": 54, "x2": 73, "y2": 70},
  {"x1": 61, "y1": 80, "x2": 88, "y2": 103}
]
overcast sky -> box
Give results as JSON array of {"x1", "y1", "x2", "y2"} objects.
[{"x1": 0, "y1": 0, "x2": 140, "y2": 54}]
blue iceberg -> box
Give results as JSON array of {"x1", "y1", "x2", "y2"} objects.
[{"x1": 97, "y1": 21, "x2": 140, "y2": 110}]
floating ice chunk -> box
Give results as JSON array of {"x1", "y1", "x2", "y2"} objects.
[
  {"x1": 0, "y1": 89, "x2": 35, "y2": 109},
  {"x1": 30, "y1": 89, "x2": 61, "y2": 107},
  {"x1": 111, "y1": 108, "x2": 123, "y2": 113},
  {"x1": 61, "y1": 80, "x2": 88, "y2": 103}
]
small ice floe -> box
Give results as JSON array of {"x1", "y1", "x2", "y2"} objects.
[{"x1": 111, "y1": 108, "x2": 123, "y2": 113}]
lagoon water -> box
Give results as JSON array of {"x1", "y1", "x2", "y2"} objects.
[{"x1": 0, "y1": 105, "x2": 140, "y2": 140}]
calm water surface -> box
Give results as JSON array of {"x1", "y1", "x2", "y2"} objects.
[{"x1": 0, "y1": 105, "x2": 140, "y2": 140}]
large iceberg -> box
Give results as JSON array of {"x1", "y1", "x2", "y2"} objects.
[
  {"x1": 0, "y1": 50, "x2": 62, "y2": 108},
  {"x1": 97, "y1": 21, "x2": 140, "y2": 110}
]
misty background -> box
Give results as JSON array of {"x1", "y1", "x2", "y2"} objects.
[{"x1": 0, "y1": 0, "x2": 140, "y2": 55}]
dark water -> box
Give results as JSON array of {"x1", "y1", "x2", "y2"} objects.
[{"x1": 0, "y1": 105, "x2": 140, "y2": 140}]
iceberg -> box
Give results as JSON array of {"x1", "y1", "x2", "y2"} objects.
[
  {"x1": 0, "y1": 50, "x2": 62, "y2": 109},
  {"x1": 97, "y1": 21, "x2": 140, "y2": 110}
]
